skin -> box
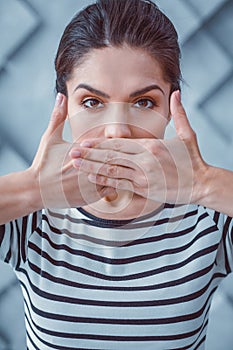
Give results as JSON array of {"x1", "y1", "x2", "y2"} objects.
[
  {"x1": 66, "y1": 45, "x2": 171, "y2": 138},
  {"x1": 66, "y1": 45, "x2": 205, "y2": 219},
  {"x1": 1, "y1": 44, "x2": 233, "y2": 225},
  {"x1": 66, "y1": 45, "x2": 174, "y2": 219}
]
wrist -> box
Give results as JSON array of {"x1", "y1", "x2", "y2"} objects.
[
  {"x1": 193, "y1": 163, "x2": 218, "y2": 208},
  {"x1": 24, "y1": 167, "x2": 43, "y2": 212}
]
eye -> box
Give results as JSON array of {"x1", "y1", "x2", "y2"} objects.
[
  {"x1": 133, "y1": 98, "x2": 156, "y2": 109},
  {"x1": 81, "y1": 98, "x2": 104, "y2": 109}
]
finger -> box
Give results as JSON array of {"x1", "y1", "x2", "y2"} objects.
[
  {"x1": 70, "y1": 147, "x2": 136, "y2": 169},
  {"x1": 170, "y1": 90, "x2": 194, "y2": 141},
  {"x1": 46, "y1": 93, "x2": 68, "y2": 140},
  {"x1": 88, "y1": 173, "x2": 135, "y2": 193},
  {"x1": 79, "y1": 138, "x2": 145, "y2": 154},
  {"x1": 170, "y1": 91, "x2": 203, "y2": 162},
  {"x1": 73, "y1": 158, "x2": 136, "y2": 182}
]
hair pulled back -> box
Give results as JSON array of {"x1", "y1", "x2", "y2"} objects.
[{"x1": 55, "y1": 0, "x2": 181, "y2": 96}]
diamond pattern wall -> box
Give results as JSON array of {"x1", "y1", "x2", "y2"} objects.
[
  {"x1": 0, "y1": 0, "x2": 41, "y2": 70},
  {"x1": 0, "y1": 0, "x2": 233, "y2": 349}
]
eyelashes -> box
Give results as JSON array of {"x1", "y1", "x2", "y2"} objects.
[
  {"x1": 81, "y1": 98, "x2": 158, "y2": 110},
  {"x1": 81, "y1": 98, "x2": 104, "y2": 109},
  {"x1": 134, "y1": 99, "x2": 156, "y2": 109}
]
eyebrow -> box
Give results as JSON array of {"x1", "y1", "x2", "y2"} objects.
[
  {"x1": 130, "y1": 84, "x2": 165, "y2": 97},
  {"x1": 73, "y1": 83, "x2": 165, "y2": 98},
  {"x1": 74, "y1": 84, "x2": 110, "y2": 98}
]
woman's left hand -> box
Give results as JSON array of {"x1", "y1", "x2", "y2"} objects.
[{"x1": 70, "y1": 91, "x2": 209, "y2": 205}]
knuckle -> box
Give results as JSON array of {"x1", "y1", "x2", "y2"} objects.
[
  {"x1": 97, "y1": 174, "x2": 107, "y2": 185},
  {"x1": 186, "y1": 130, "x2": 197, "y2": 145},
  {"x1": 112, "y1": 139, "x2": 122, "y2": 151},
  {"x1": 106, "y1": 165, "x2": 117, "y2": 177},
  {"x1": 150, "y1": 140, "x2": 163, "y2": 155},
  {"x1": 51, "y1": 110, "x2": 61, "y2": 123},
  {"x1": 87, "y1": 162, "x2": 95, "y2": 173},
  {"x1": 139, "y1": 174, "x2": 148, "y2": 188},
  {"x1": 134, "y1": 171, "x2": 147, "y2": 187},
  {"x1": 117, "y1": 179, "x2": 125, "y2": 190},
  {"x1": 117, "y1": 179, "x2": 133, "y2": 191},
  {"x1": 142, "y1": 139, "x2": 151, "y2": 151},
  {"x1": 104, "y1": 151, "x2": 115, "y2": 163},
  {"x1": 140, "y1": 140, "x2": 159, "y2": 158},
  {"x1": 143, "y1": 160, "x2": 153, "y2": 173}
]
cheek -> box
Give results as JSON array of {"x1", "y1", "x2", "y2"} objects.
[
  {"x1": 128, "y1": 108, "x2": 169, "y2": 139},
  {"x1": 68, "y1": 113, "x2": 106, "y2": 142},
  {"x1": 67, "y1": 101, "x2": 102, "y2": 141},
  {"x1": 130, "y1": 121, "x2": 167, "y2": 139},
  {"x1": 69, "y1": 118, "x2": 103, "y2": 142}
]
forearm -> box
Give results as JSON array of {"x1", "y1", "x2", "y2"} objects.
[
  {"x1": 196, "y1": 165, "x2": 233, "y2": 217},
  {"x1": 0, "y1": 168, "x2": 42, "y2": 225}
]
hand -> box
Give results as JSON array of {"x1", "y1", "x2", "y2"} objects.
[
  {"x1": 69, "y1": 91, "x2": 209, "y2": 205},
  {"x1": 29, "y1": 93, "x2": 116, "y2": 209}
]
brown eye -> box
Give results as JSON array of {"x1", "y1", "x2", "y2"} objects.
[
  {"x1": 82, "y1": 98, "x2": 104, "y2": 109},
  {"x1": 134, "y1": 99, "x2": 155, "y2": 109}
]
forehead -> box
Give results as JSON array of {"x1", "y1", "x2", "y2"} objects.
[{"x1": 67, "y1": 45, "x2": 170, "y2": 95}]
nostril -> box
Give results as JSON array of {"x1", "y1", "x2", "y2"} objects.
[{"x1": 104, "y1": 123, "x2": 131, "y2": 138}]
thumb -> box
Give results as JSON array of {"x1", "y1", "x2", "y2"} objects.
[
  {"x1": 170, "y1": 90, "x2": 194, "y2": 141},
  {"x1": 46, "y1": 93, "x2": 68, "y2": 141}
]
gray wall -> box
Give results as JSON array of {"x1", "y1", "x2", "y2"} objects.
[{"x1": 0, "y1": 0, "x2": 233, "y2": 349}]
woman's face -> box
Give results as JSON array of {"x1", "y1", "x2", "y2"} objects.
[{"x1": 66, "y1": 45, "x2": 171, "y2": 142}]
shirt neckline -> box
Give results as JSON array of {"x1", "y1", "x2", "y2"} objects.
[{"x1": 77, "y1": 203, "x2": 166, "y2": 225}]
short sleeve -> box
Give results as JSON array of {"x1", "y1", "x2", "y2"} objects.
[
  {"x1": 0, "y1": 211, "x2": 42, "y2": 270},
  {"x1": 206, "y1": 208, "x2": 233, "y2": 273}
]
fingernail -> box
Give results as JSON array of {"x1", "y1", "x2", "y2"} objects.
[
  {"x1": 73, "y1": 158, "x2": 82, "y2": 167},
  {"x1": 88, "y1": 174, "x2": 96, "y2": 182},
  {"x1": 55, "y1": 93, "x2": 63, "y2": 106},
  {"x1": 175, "y1": 90, "x2": 181, "y2": 103},
  {"x1": 80, "y1": 141, "x2": 92, "y2": 148},
  {"x1": 70, "y1": 150, "x2": 81, "y2": 158}
]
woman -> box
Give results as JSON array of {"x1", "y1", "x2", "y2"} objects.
[{"x1": 1, "y1": 0, "x2": 233, "y2": 349}]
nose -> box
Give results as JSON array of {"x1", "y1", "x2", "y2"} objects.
[
  {"x1": 104, "y1": 104, "x2": 132, "y2": 138},
  {"x1": 104, "y1": 123, "x2": 132, "y2": 138}
]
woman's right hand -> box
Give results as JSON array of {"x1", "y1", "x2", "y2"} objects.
[{"x1": 30, "y1": 93, "x2": 116, "y2": 209}]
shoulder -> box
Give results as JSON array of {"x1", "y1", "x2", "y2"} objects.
[{"x1": 160, "y1": 203, "x2": 228, "y2": 234}]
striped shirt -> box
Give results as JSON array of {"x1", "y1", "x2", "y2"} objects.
[{"x1": 0, "y1": 203, "x2": 233, "y2": 350}]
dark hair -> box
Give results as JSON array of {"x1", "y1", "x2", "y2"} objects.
[{"x1": 55, "y1": 0, "x2": 181, "y2": 96}]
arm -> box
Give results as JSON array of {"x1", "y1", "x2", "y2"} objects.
[
  {"x1": 197, "y1": 166, "x2": 233, "y2": 217},
  {"x1": 0, "y1": 169, "x2": 42, "y2": 225}
]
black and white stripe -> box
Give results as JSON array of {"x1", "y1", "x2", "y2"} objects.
[{"x1": 0, "y1": 204, "x2": 232, "y2": 349}]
